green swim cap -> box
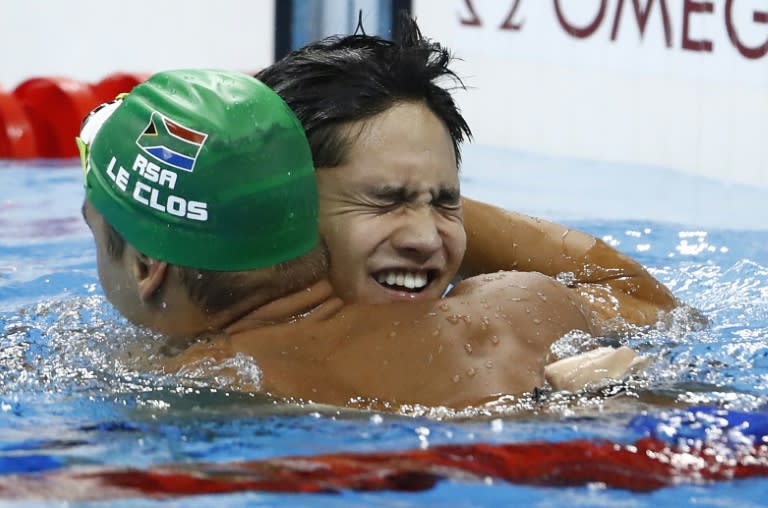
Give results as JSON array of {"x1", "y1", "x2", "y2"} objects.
[{"x1": 78, "y1": 69, "x2": 319, "y2": 271}]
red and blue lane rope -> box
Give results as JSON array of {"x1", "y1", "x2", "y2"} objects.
[{"x1": 0, "y1": 406, "x2": 767, "y2": 500}]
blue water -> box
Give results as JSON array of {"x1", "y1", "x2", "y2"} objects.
[{"x1": 1, "y1": 155, "x2": 768, "y2": 506}]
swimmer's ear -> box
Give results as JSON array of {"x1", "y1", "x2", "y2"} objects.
[{"x1": 135, "y1": 255, "x2": 169, "y2": 302}]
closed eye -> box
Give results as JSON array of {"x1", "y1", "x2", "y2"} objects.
[
  {"x1": 365, "y1": 186, "x2": 413, "y2": 211},
  {"x1": 364, "y1": 185, "x2": 461, "y2": 212},
  {"x1": 369, "y1": 186, "x2": 412, "y2": 204},
  {"x1": 432, "y1": 187, "x2": 461, "y2": 210}
]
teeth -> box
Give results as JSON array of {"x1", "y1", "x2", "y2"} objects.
[{"x1": 376, "y1": 270, "x2": 429, "y2": 290}]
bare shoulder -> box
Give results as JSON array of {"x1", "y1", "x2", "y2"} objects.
[
  {"x1": 449, "y1": 271, "x2": 594, "y2": 335},
  {"x1": 450, "y1": 270, "x2": 569, "y2": 301}
]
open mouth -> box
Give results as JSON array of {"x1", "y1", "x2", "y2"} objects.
[{"x1": 373, "y1": 269, "x2": 437, "y2": 293}]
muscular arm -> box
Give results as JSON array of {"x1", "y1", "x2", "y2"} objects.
[{"x1": 460, "y1": 196, "x2": 678, "y2": 328}]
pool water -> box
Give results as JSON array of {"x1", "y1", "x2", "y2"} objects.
[{"x1": 1, "y1": 153, "x2": 767, "y2": 506}]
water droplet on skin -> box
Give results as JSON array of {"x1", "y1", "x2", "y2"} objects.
[
  {"x1": 161, "y1": 301, "x2": 167, "y2": 309},
  {"x1": 389, "y1": 331, "x2": 397, "y2": 337},
  {"x1": 490, "y1": 336, "x2": 500, "y2": 345},
  {"x1": 438, "y1": 303, "x2": 450, "y2": 312},
  {"x1": 432, "y1": 328, "x2": 440, "y2": 336},
  {"x1": 480, "y1": 316, "x2": 490, "y2": 330},
  {"x1": 525, "y1": 307, "x2": 531, "y2": 314},
  {"x1": 452, "y1": 374, "x2": 461, "y2": 383},
  {"x1": 537, "y1": 292, "x2": 548, "y2": 302},
  {"x1": 464, "y1": 343, "x2": 473, "y2": 354},
  {"x1": 466, "y1": 367, "x2": 476, "y2": 377},
  {"x1": 532, "y1": 318, "x2": 542, "y2": 325},
  {"x1": 485, "y1": 360, "x2": 494, "y2": 369},
  {"x1": 446, "y1": 314, "x2": 461, "y2": 325}
]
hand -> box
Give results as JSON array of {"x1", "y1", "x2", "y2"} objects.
[{"x1": 543, "y1": 346, "x2": 648, "y2": 392}]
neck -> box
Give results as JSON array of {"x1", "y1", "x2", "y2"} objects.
[
  {"x1": 224, "y1": 278, "x2": 339, "y2": 335},
  {"x1": 143, "y1": 279, "x2": 278, "y2": 342},
  {"x1": 149, "y1": 273, "x2": 338, "y2": 346}
]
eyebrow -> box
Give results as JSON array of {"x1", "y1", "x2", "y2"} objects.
[{"x1": 367, "y1": 184, "x2": 460, "y2": 204}]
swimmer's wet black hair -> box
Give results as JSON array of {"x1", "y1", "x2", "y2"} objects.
[{"x1": 257, "y1": 14, "x2": 472, "y2": 168}]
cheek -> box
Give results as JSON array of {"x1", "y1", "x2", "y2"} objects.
[
  {"x1": 445, "y1": 222, "x2": 468, "y2": 263},
  {"x1": 321, "y1": 216, "x2": 377, "y2": 267},
  {"x1": 322, "y1": 216, "x2": 384, "y2": 299},
  {"x1": 94, "y1": 248, "x2": 111, "y2": 289},
  {"x1": 96, "y1": 255, "x2": 120, "y2": 302},
  {"x1": 94, "y1": 247, "x2": 128, "y2": 304}
]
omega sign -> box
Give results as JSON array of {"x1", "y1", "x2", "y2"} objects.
[{"x1": 458, "y1": 0, "x2": 768, "y2": 60}]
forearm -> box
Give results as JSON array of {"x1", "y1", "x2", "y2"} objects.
[
  {"x1": 461, "y1": 196, "x2": 595, "y2": 277},
  {"x1": 460, "y1": 196, "x2": 678, "y2": 325}
]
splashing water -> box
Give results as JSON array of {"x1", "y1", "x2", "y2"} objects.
[{"x1": 2, "y1": 167, "x2": 768, "y2": 505}]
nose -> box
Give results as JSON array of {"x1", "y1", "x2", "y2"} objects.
[{"x1": 389, "y1": 207, "x2": 442, "y2": 261}]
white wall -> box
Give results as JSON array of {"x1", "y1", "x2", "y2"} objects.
[
  {"x1": 413, "y1": 0, "x2": 768, "y2": 189},
  {"x1": 0, "y1": 0, "x2": 275, "y2": 89},
  {"x1": 3, "y1": 0, "x2": 766, "y2": 193}
]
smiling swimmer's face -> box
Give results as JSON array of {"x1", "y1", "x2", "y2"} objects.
[{"x1": 316, "y1": 101, "x2": 466, "y2": 304}]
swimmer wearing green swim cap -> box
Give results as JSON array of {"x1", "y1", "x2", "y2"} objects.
[
  {"x1": 79, "y1": 69, "x2": 318, "y2": 271},
  {"x1": 78, "y1": 68, "x2": 638, "y2": 409}
]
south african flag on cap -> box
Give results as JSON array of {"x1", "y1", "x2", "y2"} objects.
[{"x1": 136, "y1": 112, "x2": 208, "y2": 172}]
